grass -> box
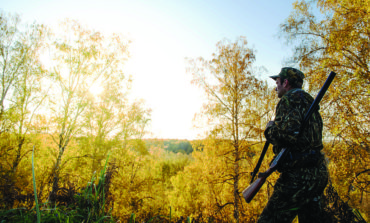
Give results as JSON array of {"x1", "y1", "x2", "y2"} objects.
[
  {"x1": 128, "y1": 206, "x2": 194, "y2": 223},
  {"x1": 0, "y1": 150, "x2": 195, "y2": 223},
  {"x1": 32, "y1": 146, "x2": 41, "y2": 223},
  {"x1": 0, "y1": 152, "x2": 116, "y2": 223}
]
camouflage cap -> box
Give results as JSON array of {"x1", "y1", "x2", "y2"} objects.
[{"x1": 270, "y1": 67, "x2": 305, "y2": 86}]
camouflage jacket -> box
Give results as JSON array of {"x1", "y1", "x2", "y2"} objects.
[{"x1": 264, "y1": 88, "x2": 323, "y2": 158}]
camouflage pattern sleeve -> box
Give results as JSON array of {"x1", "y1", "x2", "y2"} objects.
[
  {"x1": 264, "y1": 91, "x2": 303, "y2": 152},
  {"x1": 264, "y1": 89, "x2": 323, "y2": 154}
]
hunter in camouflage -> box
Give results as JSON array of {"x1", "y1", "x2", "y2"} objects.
[{"x1": 257, "y1": 67, "x2": 329, "y2": 223}]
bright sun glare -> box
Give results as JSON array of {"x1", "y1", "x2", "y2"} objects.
[
  {"x1": 39, "y1": 16, "x2": 204, "y2": 140},
  {"x1": 123, "y1": 31, "x2": 204, "y2": 140}
]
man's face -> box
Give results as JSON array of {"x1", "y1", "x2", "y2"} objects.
[{"x1": 275, "y1": 78, "x2": 286, "y2": 98}]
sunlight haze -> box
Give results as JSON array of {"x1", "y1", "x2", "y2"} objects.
[{"x1": 1, "y1": 0, "x2": 298, "y2": 139}]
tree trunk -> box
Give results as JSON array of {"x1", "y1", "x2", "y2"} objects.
[
  {"x1": 233, "y1": 142, "x2": 240, "y2": 223},
  {"x1": 233, "y1": 100, "x2": 240, "y2": 223},
  {"x1": 49, "y1": 145, "x2": 65, "y2": 204}
]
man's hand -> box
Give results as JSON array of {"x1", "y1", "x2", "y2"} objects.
[{"x1": 266, "y1": 121, "x2": 274, "y2": 129}]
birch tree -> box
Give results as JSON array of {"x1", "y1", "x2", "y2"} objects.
[
  {"x1": 47, "y1": 19, "x2": 131, "y2": 202},
  {"x1": 0, "y1": 11, "x2": 47, "y2": 207},
  {"x1": 82, "y1": 72, "x2": 151, "y2": 173},
  {"x1": 188, "y1": 37, "x2": 275, "y2": 222}
]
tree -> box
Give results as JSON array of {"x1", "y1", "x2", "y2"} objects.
[
  {"x1": 0, "y1": 11, "x2": 46, "y2": 133},
  {"x1": 187, "y1": 37, "x2": 276, "y2": 222},
  {"x1": 0, "y1": 11, "x2": 24, "y2": 122},
  {"x1": 280, "y1": 0, "x2": 369, "y2": 217},
  {"x1": 81, "y1": 72, "x2": 151, "y2": 173},
  {"x1": 0, "y1": 11, "x2": 47, "y2": 207},
  {"x1": 46, "y1": 19, "x2": 132, "y2": 203}
]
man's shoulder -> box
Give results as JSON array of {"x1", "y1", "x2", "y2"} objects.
[
  {"x1": 284, "y1": 88, "x2": 313, "y2": 101},
  {"x1": 286, "y1": 88, "x2": 306, "y2": 96},
  {"x1": 279, "y1": 88, "x2": 314, "y2": 108}
]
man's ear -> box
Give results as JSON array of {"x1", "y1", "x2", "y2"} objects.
[{"x1": 283, "y1": 79, "x2": 289, "y2": 88}]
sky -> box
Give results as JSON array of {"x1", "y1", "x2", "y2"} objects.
[{"x1": 1, "y1": 0, "x2": 298, "y2": 140}]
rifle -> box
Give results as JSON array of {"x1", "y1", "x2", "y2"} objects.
[
  {"x1": 250, "y1": 141, "x2": 270, "y2": 184},
  {"x1": 243, "y1": 71, "x2": 336, "y2": 203}
]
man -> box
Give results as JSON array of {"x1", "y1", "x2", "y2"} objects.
[{"x1": 257, "y1": 67, "x2": 328, "y2": 223}]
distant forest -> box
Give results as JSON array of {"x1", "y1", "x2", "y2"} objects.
[{"x1": 145, "y1": 139, "x2": 194, "y2": 154}]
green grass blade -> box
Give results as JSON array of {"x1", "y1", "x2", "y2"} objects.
[
  {"x1": 96, "y1": 215, "x2": 110, "y2": 223},
  {"x1": 32, "y1": 146, "x2": 41, "y2": 223},
  {"x1": 98, "y1": 153, "x2": 110, "y2": 191},
  {"x1": 129, "y1": 213, "x2": 136, "y2": 223},
  {"x1": 187, "y1": 216, "x2": 191, "y2": 223}
]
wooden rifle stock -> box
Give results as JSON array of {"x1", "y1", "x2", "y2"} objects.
[
  {"x1": 243, "y1": 148, "x2": 287, "y2": 203},
  {"x1": 243, "y1": 71, "x2": 336, "y2": 203}
]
